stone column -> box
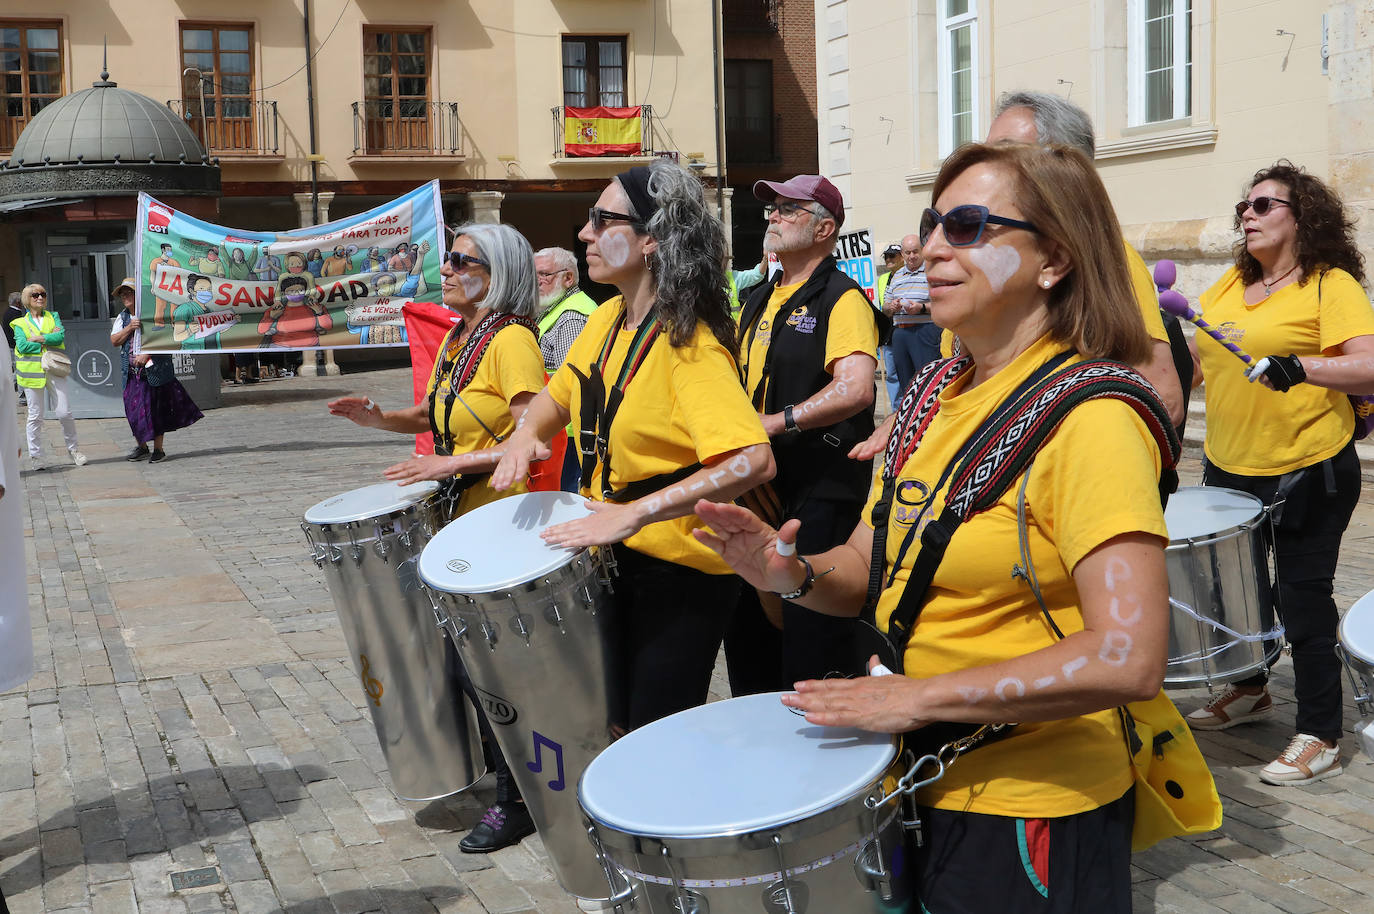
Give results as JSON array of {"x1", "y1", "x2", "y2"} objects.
[
  {"x1": 719, "y1": 185, "x2": 734, "y2": 259},
  {"x1": 468, "y1": 191, "x2": 504, "y2": 224},
  {"x1": 292, "y1": 192, "x2": 340, "y2": 377},
  {"x1": 1327, "y1": 3, "x2": 1374, "y2": 257}
]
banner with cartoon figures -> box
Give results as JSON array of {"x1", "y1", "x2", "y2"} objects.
[{"x1": 134, "y1": 181, "x2": 445, "y2": 353}]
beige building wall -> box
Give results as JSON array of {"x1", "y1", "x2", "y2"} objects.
[
  {"x1": 2, "y1": 0, "x2": 722, "y2": 198},
  {"x1": 826, "y1": 0, "x2": 1352, "y2": 301}
]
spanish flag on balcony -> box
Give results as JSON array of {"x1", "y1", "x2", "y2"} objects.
[{"x1": 564, "y1": 106, "x2": 643, "y2": 156}]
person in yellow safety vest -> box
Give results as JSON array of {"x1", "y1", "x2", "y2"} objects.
[
  {"x1": 874, "y1": 243, "x2": 903, "y2": 409},
  {"x1": 10, "y1": 283, "x2": 87, "y2": 470},
  {"x1": 533, "y1": 247, "x2": 601, "y2": 491},
  {"x1": 728, "y1": 259, "x2": 768, "y2": 322}
]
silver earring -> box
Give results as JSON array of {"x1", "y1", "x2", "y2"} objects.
[{"x1": 1041, "y1": 279, "x2": 1051, "y2": 288}]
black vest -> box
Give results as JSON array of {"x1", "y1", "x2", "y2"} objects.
[{"x1": 739, "y1": 258, "x2": 879, "y2": 505}]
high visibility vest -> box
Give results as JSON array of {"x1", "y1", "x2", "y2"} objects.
[
  {"x1": 875, "y1": 270, "x2": 892, "y2": 308},
  {"x1": 11, "y1": 311, "x2": 62, "y2": 389},
  {"x1": 536, "y1": 288, "x2": 598, "y2": 339},
  {"x1": 727, "y1": 273, "x2": 742, "y2": 321}
]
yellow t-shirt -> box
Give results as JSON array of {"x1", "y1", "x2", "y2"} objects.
[
  {"x1": 427, "y1": 322, "x2": 546, "y2": 515},
  {"x1": 940, "y1": 240, "x2": 1167, "y2": 358},
  {"x1": 547, "y1": 297, "x2": 769, "y2": 573},
  {"x1": 1198, "y1": 267, "x2": 1374, "y2": 475},
  {"x1": 867, "y1": 333, "x2": 1168, "y2": 818},
  {"x1": 740, "y1": 284, "x2": 879, "y2": 400}
]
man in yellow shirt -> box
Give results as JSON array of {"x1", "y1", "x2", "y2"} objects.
[{"x1": 728, "y1": 174, "x2": 883, "y2": 693}]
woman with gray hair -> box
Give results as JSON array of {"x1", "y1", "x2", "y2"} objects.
[
  {"x1": 483, "y1": 161, "x2": 775, "y2": 736},
  {"x1": 328, "y1": 222, "x2": 546, "y2": 517}
]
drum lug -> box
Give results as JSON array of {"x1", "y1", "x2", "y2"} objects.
[
  {"x1": 481, "y1": 618, "x2": 499, "y2": 649},
  {"x1": 373, "y1": 522, "x2": 391, "y2": 560},
  {"x1": 582, "y1": 585, "x2": 597, "y2": 611},
  {"x1": 425, "y1": 587, "x2": 450, "y2": 630},
  {"x1": 763, "y1": 834, "x2": 805, "y2": 914},
  {"x1": 660, "y1": 847, "x2": 707, "y2": 914},
  {"x1": 545, "y1": 600, "x2": 566, "y2": 634},
  {"x1": 511, "y1": 613, "x2": 532, "y2": 645},
  {"x1": 301, "y1": 523, "x2": 328, "y2": 568},
  {"x1": 853, "y1": 839, "x2": 894, "y2": 902},
  {"x1": 586, "y1": 825, "x2": 639, "y2": 911},
  {"x1": 399, "y1": 526, "x2": 414, "y2": 551}
]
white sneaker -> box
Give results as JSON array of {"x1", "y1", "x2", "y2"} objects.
[
  {"x1": 70, "y1": 449, "x2": 88, "y2": 467},
  {"x1": 1259, "y1": 734, "x2": 1341, "y2": 785}
]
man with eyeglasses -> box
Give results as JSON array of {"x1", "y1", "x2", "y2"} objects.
[
  {"x1": 727, "y1": 174, "x2": 884, "y2": 695},
  {"x1": 533, "y1": 246, "x2": 599, "y2": 491}
]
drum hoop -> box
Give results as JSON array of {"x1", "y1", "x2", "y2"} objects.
[
  {"x1": 425, "y1": 547, "x2": 596, "y2": 602},
  {"x1": 582, "y1": 758, "x2": 896, "y2": 857},
  {"x1": 304, "y1": 492, "x2": 443, "y2": 543},
  {"x1": 1165, "y1": 513, "x2": 1267, "y2": 550},
  {"x1": 594, "y1": 800, "x2": 900, "y2": 888}
]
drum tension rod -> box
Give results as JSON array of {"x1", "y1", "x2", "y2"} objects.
[{"x1": 771, "y1": 834, "x2": 800, "y2": 914}]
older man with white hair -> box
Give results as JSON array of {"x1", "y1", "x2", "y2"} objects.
[{"x1": 533, "y1": 247, "x2": 599, "y2": 490}]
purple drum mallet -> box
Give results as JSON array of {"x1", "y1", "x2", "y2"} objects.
[{"x1": 1154, "y1": 259, "x2": 1255, "y2": 366}]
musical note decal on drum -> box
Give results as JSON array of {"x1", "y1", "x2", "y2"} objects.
[
  {"x1": 527, "y1": 731, "x2": 566, "y2": 791},
  {"x1": 358, "y1": 653, "x2": 384, "y2": 707}
]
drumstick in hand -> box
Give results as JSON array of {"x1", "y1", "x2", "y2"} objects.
[{"x1": 1158, "y1": 286, "x2": 1254, "y2": 366}]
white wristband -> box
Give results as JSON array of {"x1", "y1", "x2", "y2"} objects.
[
  {"x1": 775, "y1": 538, "x2": 796, "y2": 557},
  {"x1": 364, "y1": 398, "x2": 376, "y2": 411}
]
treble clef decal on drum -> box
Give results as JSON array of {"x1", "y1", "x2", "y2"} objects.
[
  {"x1": 358, "y1": 653, "x2": 384, "y2": 707},
  {"x1": 527, "y1": 731, "x2": 566, "y2": 791}
]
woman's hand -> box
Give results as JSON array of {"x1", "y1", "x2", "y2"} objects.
[
  {"x1": 327, "y1": 396, "x2": 381, "y2": 428},
  {"x1": 491, "y1": 433, "x2": 551, "y2": 491},
  {"x1": 692, "y1": 499, "x2": 809, "y2": 594},
  {"x1": 134, "y1": 353, "x2": 152, "y2": 368},
  {"x1": 540, "y1": 500, "x2": 644, "y2": 548},
  {"x1": 850, "y1": 412, "x2": 895, "y2": 461},
  {"x1": 780, "y1": 658, "x2": 933, "y2": 733},
  {"x1": 383, "y1": 453, "x2": 460, "y2": 486},
  {"x1": 1246, "y1": 354, "x2": 1306, "y2": 392}
]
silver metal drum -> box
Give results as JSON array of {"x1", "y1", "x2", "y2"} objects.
[
  {"x1": 579, "y1": 693, "x2": 909, "y2": 914},
  {"x1": 1338, "y1": 590, "x2": 1374, "y2": 758},
  {"x1": 1163, "y1": 486, "x2": 1283, "y2": 687},
  {"x1": 418, "y1": 491, "x2": 621, "y2": 903},
  {"x1": 302, "y1": 481, "x2": 484, "y2": 801}
]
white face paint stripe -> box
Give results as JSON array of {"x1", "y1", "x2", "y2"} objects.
[{"x1": 1062, "y1": 656, "x2": 1088, "y2": 681}]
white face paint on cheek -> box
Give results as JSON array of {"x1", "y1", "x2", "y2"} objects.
[
  {"x1": 458, "y1": 274, "x2": 486, "y2": 299},
  {"x1": 967, "y1": 243, "x2": 1023, "y2": 294},
  {"x1": 599, "y1": 232, "x2": 632, "y2": 269}
]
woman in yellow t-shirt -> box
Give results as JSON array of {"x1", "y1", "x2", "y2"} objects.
[
  {"x1": 488, "y1": 161, "x2": 774, "y2": 734},
  {"x1": 1184, "y1": 161, "x2": 1374, "y2": 787},
  {"x1": 697, "y1": 143, "x2": 1174, "y2": 912},
  {"x1": 327, "y1": 222, "x2": 547, "y2": 854}
]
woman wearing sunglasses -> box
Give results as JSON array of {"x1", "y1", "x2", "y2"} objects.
[
  {"x1": 696, "y1": 143, "x2": 1178, "y2": 912},
  {"x1": 488, "y1": 161, "x2": 774, "y2": 736},
  {"x1": 1183, "y1": 162, "x2": 1374, "y2": 786},
  {"x1": 10, "y1": 283, "x2": 86, "y2": 469}
]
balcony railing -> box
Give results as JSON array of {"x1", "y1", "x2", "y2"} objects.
[
  {"x1": 723, "y1": 0, "x2": 781, "y2": 33},
  {"x1": 551, "y1": 104, "x2": 655, "y2": 159},
  {"x1": 166, "y1": 99, "x2": 280, "y2": 156},
  {"x1": 351, "y1": 101, "x2": 464, "y2": 157},
  {"x1": 726, "y1": 113, "x2": 781, "y2": 164}
]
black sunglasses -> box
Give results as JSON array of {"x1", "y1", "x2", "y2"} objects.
[
  {"x1": 30, "y1": 291, "x2": 47, "y2": 298},
  {"x1": 919, "y1": 205, "x2": 1038, "y2": 248},
  {"x1": 446, "y1": 251, "x2": 490, "y2": 272},
  {"x1": 1235, "y1": 196, "x2": 1291, "y2": 218},
  {"x1": 588, "y1": 207, "x2": 645, "y2": 233}
]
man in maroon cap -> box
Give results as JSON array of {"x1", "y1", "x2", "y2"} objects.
[{"x1": 726, "y1": 174, "x2": 885, "y2": 695}]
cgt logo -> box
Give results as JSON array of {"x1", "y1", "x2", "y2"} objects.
[
  {"x1": 893, "y1": 479, "x2": 933, "y2": 526},
  {"x1": 147, "y1": 202, "x2": 172, "y2": 235},
  {"x1": 475, "y1": 687, "x2": 518, "y2": 725}
]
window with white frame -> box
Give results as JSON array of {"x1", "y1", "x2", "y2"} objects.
[
  {"x1": 937, "y1": 0, "x2": 978, "y2": 156},
  {"x1": 1129, "y1": 0, "x2": 1191, "y2": 125}
]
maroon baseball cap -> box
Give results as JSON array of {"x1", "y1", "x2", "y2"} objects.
[{"x1": 753, "y1": 175, "x2": 845, "y2": 228}]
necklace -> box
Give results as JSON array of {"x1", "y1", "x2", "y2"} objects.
[{"x1": 1261, "y1": 264, "x2": 1299, "y2": 297}]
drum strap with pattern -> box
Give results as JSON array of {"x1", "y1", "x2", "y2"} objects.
[
  {"x1": 426, "y1": 311, "x2": 537, "y2": 456},
  {"x1": 569, "y1": 306, "x2": 703, "y2": 502},
  {"x1": 863, "y1": 352, "x2": 1180, "y2": 673}
]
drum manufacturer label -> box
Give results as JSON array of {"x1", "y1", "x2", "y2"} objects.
[
  {"x1": 446, "y1": 558, "x2": 471, "y2": 573},
  {"x1": 475, "y1": 686, "x2": 518, "y2": 725}
]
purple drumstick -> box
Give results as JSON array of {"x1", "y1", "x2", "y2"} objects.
[{"x1": 1153, "y1": 259, "x2": 1255, "y2": 366}]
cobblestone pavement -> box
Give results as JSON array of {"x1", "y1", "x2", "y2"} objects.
[{"x1": 3, "y1": 367, "x2": 1374, "y2": 913}]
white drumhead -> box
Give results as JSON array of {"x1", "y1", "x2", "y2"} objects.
[
  {"x1": 1164, "y1": 486, "x2": 1264, "y2": 542},
  {"x1": 1340, "y1": 591, "x2": 1374, "y2": 665},
  {"x1": 418, "y1": 491, "x2": 592, "y2": 593},
  {"x1": 578, "y1": 692, "x2": 896, "y2": 838},
  {"x1": 303, "y1": 480, "x2": 439, "y2": 525}
]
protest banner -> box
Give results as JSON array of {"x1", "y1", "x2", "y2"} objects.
[
  {"x1": 833, "y1": 227, "x2": 877, "y2": 302},
  {"x1": 136, "y1": 181, "x2": 445, "y2": 353}
]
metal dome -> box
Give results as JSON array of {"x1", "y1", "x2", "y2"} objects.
[{"x1": 0, "y1": 67, "x2": 219, "y2": 204}]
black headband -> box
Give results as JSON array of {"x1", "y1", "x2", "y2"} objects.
[{"x1": 616, "y1": 166, "x2": 659, "y2": 227}]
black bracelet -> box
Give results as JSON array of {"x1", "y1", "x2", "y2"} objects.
[
  {"x1": 777, "y1": 555, "x2": 815, "y2": 600},
  {"x1": 783, "y1": 404, "x2": 801, "y2": 435}
]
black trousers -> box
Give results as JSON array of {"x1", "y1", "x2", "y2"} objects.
[
  {"x1": 723, "y1": 496, "x2": 864, "y2": 695},
  {"x1": 1203, "y1": 437, "x2": 1361, "y2": 744},
  {"x1": 606, "y1": 546, "x2": 739, "y2": 731},
  {"x1": 451, "y1": 637, "x2": 522, "y2": 804}
]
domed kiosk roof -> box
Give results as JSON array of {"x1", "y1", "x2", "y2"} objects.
[{"x1": 0, "y1": 67, "x2": 219, "y2": 205}]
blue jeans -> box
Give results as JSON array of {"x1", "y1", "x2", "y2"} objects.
[
  {"x1": 879, "y1": 345, "x2": 900, "y2": 411},
  {"x1": 890, "y1": 322, "x2": 944, "y2": 396}
]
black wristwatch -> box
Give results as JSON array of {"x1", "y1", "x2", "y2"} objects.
[{"x1": 782, "y1": 404, "x2": 801, "y2": 436}]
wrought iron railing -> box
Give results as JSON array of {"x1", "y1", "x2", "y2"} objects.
[
  {"x1": 166, "y1": 99, "x2": 279, "y2": 155},
  {"x1": 351, "y1": 101, "x2": 464, "y2": 156},
  {"x1": 723, "y1": 0, "x2": 781, "y2": 33},
  {"x1": 551, "y1": 104, "x2": 655, "y2": 159}
]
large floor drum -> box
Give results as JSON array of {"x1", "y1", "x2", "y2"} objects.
[
  {"x1": 1163, "y1": 486, "x2": 1281, "y2": 687},
  {"x1": 302, "y1": 481, "x2": 484, "y2": 801},
  {"x1": 579, "y1": 693, "x2": 909, "y2": 914},
  {"x1": 1339, "y1": 590, "x2": 1374, "y2": 742},
  {"x1": 418, "y1": 491, "x2": 621, "y2": 902}
]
